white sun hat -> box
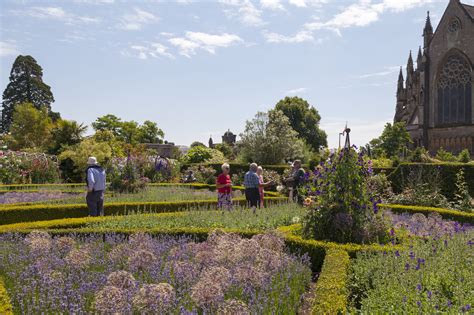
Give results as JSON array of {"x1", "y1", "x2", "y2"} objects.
[{"x1": 87, "y1": 156, "x2": 98, "y2": 165}]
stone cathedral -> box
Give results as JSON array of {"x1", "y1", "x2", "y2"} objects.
[{"x1": 394, "y1": 0, "x2": 474, "y2": 155}]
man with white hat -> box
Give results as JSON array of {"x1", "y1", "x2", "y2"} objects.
[{"x1": 85, "y1": 156, "x2": 106, "y2": 216}]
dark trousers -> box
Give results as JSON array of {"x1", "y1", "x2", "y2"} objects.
[
  {"x1": 86, "y1": 190, "x2": 104, "y2": 216},
  {"x1": 245, "y1": 188, "x2": 260, "y2": 208}
]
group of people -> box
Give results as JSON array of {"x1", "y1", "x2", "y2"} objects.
[
  {"x1": 216, "y1": 160, "x2": 306, "y2": 212},
  {"x1": 84, "y1": 155, "x2": 307, "y2": 217}
]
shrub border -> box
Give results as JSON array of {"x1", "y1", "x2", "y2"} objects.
[
  {"x1": 379, "y1": 203, "x2": 474, "y2": 224},
  {"x1": 312, "y1": 249, "x2": 350, "y2": 314}
]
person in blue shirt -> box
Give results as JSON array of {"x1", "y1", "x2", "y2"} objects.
[
  {"x1": 244, "y1": 163, "x2": 270, "y2": 213},
  {"x1": 85, "y1": 157, "x2": 106, "y2": 216}
]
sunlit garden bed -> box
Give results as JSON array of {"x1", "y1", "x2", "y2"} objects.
[{"x1": 0, "y1": 231, "x2": 311, "y2": 314}]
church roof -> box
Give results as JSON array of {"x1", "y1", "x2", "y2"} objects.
[{"x1": 461, "y1": 3, "x2": 474, "y2": 20}]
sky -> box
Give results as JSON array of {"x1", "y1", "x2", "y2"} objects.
[{"x1": 0, "y1": 0, "x2": 463, "y2": 148}]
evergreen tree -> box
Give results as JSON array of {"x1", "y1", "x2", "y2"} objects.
[{"x1": 1, "y1": 55, "x2": 56, "y2": 132}]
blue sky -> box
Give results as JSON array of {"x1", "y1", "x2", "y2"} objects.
[{"x1": 0, "y1": 0, "x2": 461, "y2": 148}]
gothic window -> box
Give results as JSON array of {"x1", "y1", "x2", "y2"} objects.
[
  {"x1": 447, "y1": 18, "x2": 461, "y2": 33},
  {"x1": 437, "y1": 53, "x2": 472, "y2": 125}
]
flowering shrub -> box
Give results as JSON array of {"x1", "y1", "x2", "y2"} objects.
[
  {"x1": 0, "y1": 150, "x2": 59, "y2": 184},
  {"x1": 183, "y1": 165, "x2": 216, "y2": 185},
  {"x1": 301, "y1": 148, "x2": 389, "y2": 244},
  {"x1": 348, "y1": 228, "x2": 473, "y2": 313},
  {"x1": 0, "y1": 231, "x2": 311, "y2": 314}
]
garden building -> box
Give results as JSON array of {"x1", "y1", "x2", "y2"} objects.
[{"x1": 394, "y1": 0, "x2": 474, "y2": 155}]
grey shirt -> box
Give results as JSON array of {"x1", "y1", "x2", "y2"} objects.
[{"x1": 87, "y1": 167, "x2": 106, "y2": 192}]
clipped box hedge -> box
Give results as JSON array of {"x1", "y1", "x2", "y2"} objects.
[
  {"x1": 312, "y1": 249, "x2": 350, "y2": 314},
  {"x1": 387, "y1": 162, "x2": 474, "y2": 199},
  {"x1": 0, "y1": 197, "x2": 288, "y2": 225},
  {"x1": 0, "y1": 278, "x2": 13, "y2": 315},
  {"x1": 379, "y1": 203, "x2": 474, "y2": 224}
]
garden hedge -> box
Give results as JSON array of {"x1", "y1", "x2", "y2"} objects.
[
  {"x1": 379, "y1": 204, "x2": 474, "y2": 224},
  {"x1": 0, "y1": 278, "x2": 13, "y2": 315},
  {"x1": 312, "y1": 249, "x2": 350, "y2": 314},
  {"x1": 0, "y1": 197, "x2": 288, "y2": 225},
  {"x1": 387, "y1": 163, "x2": 474, "y2": 199}
]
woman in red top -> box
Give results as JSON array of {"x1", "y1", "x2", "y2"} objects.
[{"x1": 216, "y1": 163, "x2": 233, "y2": 210}]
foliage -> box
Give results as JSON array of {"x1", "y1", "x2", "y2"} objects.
[
  {"x1": 0, "y1": 231, "x2": 311, "y2": 313},
  {"x1": 58, "y1": 138, "x2": 112, "y2": 182},
  {"x1": 190, "y1": 141, "x2": 206, "y2": 148},
  {"x1": 408, "y1": 147, "x2": 432, "y2": 163},
  {"x1": 92, "y1": 115, "x2": 164, "y2": 144},
  {"x1": 214, "y1": 143, "x2": 234, "y2": 160},
  {"x1": 108, "y1": 147, "x2": 151, "y2": 193},
  {"x1": 388, "y1": 165, "x2": 451, "y2": 208},
  {"x1": 182, "y1": 146, "x2": 225, "y2": 164},
  {"x1": 369, "y1": 156, "x2": 393, "y2": 168},
  {"x1": 0, "y1": 150, "x2": 59, "y2": 185},
  {"x1": 0, "y1": 278, "x2": 13, "y2": 315},
  {"x1": 239, "y1": 110, "x2": 305, "y2": 164},
  {"x1": 301, "y1": 148, "x2": 389, "y2": 244},
  {"x1": 184, "y1": 165, "x2": 216, "y2": 185},
  {"x1": 1, "y1": 55, "x2": 56, "y2": 132},
  {"x1": 312, "y1": 249, "x2": 349, "y2": 314},
  {"x1": 348, "y1": 229, "x2": 473, "y2": 313},
  {"x1": 458, "y1": 149, "x2": 471, "y2": 163},
  {"x1": 48, "y1": 119, "x2": 87, "y2": 155},
  {"x1": 369, "y1": 122, "x2": 411, "y2": 158},
  {"x1": 5, "y1": 103, "x2": 52, "y2": 151},
  {"x1": 365, "y1": 173, "x2": 393, "y2": 203},
  {"x1": 435, "y1": 147, "x2": 457, "y2": 162},
  {"x1": 274, "y1": 96, "x2": 327, "y2": 151},
  {"x1": 453, "y1": 169, "x2": 472, "y2": 212}
]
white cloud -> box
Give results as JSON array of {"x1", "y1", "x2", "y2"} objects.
[
  {"x1": 219, "y1": 0, "x2": 265, "y2": 27},
  {"x1": 0, "y1": 41, "x2": 20, "y2": 57},
  {"x1": 20, "y1": 6, "x2": 99, "y2": 24},
  {"x1": 305, "y1": 0, "x2": 437, "y2": 34},
  {"x1": 263, "y1": 30, "x2": 314, "y2": 43},
  {"x1": 285, "y1": 87, "x2": 308, "y2": 95},
  {"x1": 289, "y1": 0, "x2": 326, "y2": 8},
  {"x1": 118, "y1": 8, "x2": 159, "y2": 31},
  {"x1": 357, "y1": 65, "x2": 405, "y2": 79},
  {"x1": 126, "y1": 42, "x2": 174, "y2": 60},
  {"x1": 260, "y1": 0, "x2": 285, "y2": 11},
  {"x1": 73, "y1": 0, "x2": 115, "y2": 4},
  {"x1": 169, "y1": 31, "x2": 243, "y2": 57}
]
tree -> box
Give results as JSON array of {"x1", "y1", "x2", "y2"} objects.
[
  {"x1": 190, "y1": 141, "x2": 206, "y2": 148},
  {"x1": 138, "y1": 120, "x2": 164, "y2": 143},
  {"x1": 182, "y1": 146, "x2": 213, "y2": 163},
  {"x1": 49, "y1": 119, "x2": 87, "y2": 155},
  {"x1": 119, "y1": 121, "x2": 140, "y2": 144},
  {"x1": 275, "y1": 96, "x2": 327, "y2": 151},
  {"x1": 1, "y1": 55, "x2": 56, "y2": 132},
  {"x1": 91, "y1": 114, "x2": 122, "y2": 137},
  {"x1": 239, "y1": 110, "x2": 305, "y2": 164},
  {"x1": 6, "y1": 103, "x2": 52, "y2": 150},
  {"x1": 369, "y1": 122, "x2": 412, "y2": 158}
]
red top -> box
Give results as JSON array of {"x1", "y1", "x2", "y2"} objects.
[{"x1": 217, "y1": 173, "x2": 232, "y2": 194}]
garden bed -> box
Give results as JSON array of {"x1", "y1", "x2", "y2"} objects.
[{"x1": 0, "y1": 231, "x2": 311, "y2": 314}]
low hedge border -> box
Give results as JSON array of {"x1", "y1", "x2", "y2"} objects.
[
  {"x1": 379, "y1": 203, "x2": 474, "y2": 224},
  {"x1": 312, "y1": 249, "x2": 350, "y2": 314},
  {"x1": 0, "y1": 278, "x2": 13, "y2": 315},
  {"x1": 0, "y1": 197, "x2": 288, "y2": 225}
]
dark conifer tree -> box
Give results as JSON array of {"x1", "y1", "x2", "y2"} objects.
[{"x1": 1, "y1": 55, "x2": 56, "y2": 132}]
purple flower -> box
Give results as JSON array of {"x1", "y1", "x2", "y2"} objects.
[
  {"x1": 405, "y1": 263, "x2": 410, "y2": 271},
  {"x1": 416, "y1": 284, "x2": 422, "y2": 291},
  {"x1": 395, "y1": 250, "x2": 400, "y2": 257},
  {"x1": 427, "y1": 291, "x2": 432, "y2": 299}
]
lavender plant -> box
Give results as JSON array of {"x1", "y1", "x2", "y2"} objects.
[
  {"x1": 348, "y1": 228, "x2": 473, "y2": 313},
  {"x1": 0, "y1": 231, "x2": 311, "y2": 314}
]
